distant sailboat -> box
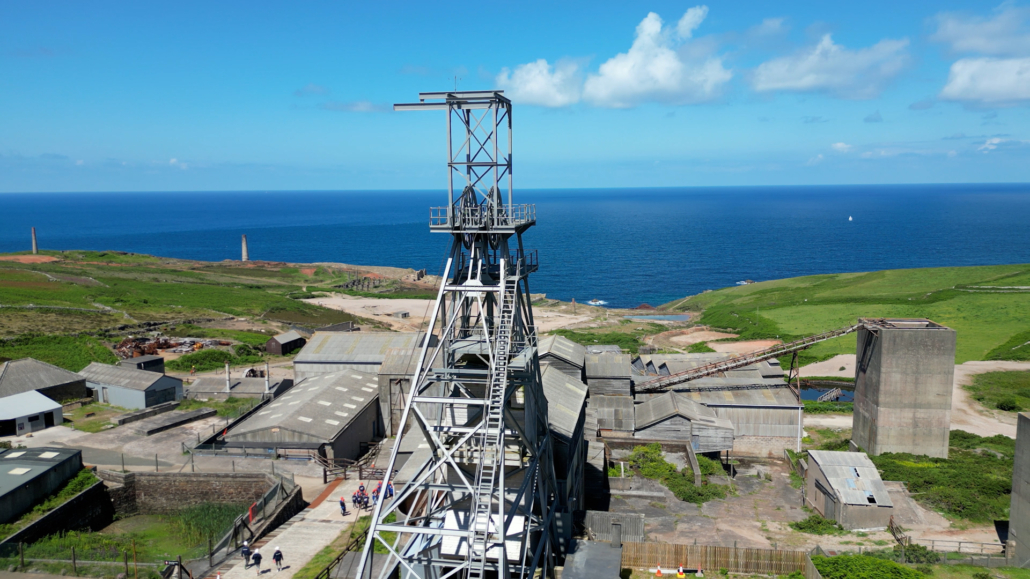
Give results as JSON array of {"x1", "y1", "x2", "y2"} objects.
[{"x1": 848, "y1": 216, "x2": 853, "y2": 221}]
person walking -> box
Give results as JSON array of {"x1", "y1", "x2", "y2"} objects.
[
  {"x1": 251, "y1": 548, "x2": 263, "y2": 575},
  {"x1": 340, "y1": 496, "x2": 349, "y2": 516},
  {"x1": 272, "y1": 547, "x2": 284, "y2": 572},
  {"x1": 241, "y1": 541, "x2": 251, "y2": 568},
  {"x1": 385, "y1": 481, "x2": 394, "y2": 500}
]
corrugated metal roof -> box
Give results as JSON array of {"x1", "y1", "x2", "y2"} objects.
[
  {"x1": 79, "y1": 363, "x2": 165, "y2": 391},
  {"x1": 539, "y1": 335, "x2": 586, "y2": 368},
  {"x1": 379, "y1": 348, "x2": 426, "y2": 377},
  {"x1": 228, "y1": 369, "x2": 379, "y2": 441},
  {"x1": 678, "y1": 386, "x2": 800, "y2": 408},
  {"x1": 294, "y1": 332, "x2": 431, "y2": 364},
  {"x1": 0, "y1": 390, "x2": 61, "y2": 420},
  {"x1": 634, "y1": 391, "x2": 733, "y2": 430},
  {"x1": 541, "y1": 366, "x2": 587, "y2": 439},
  {"x1": 808, "y1": 450, "x2": 893, "y2": 507},
  {"x1": 189, "y1": 376, "x2": 291, "y2": 394},
  {"x1": 585, "y1": 345, "x2": 623, "y2": 355},
  {"x1": 592, "y1": 395, "x2": 635, "y2": 431},
  {"x1": 272, "y1": 330, "x2": 305, "y2": 344},
  {"x1": 585, "y1": 353, "x2": 632, "y2": 379},
  {"x1": 0, "y1": 358, "x2": 84, "y2": 397}
]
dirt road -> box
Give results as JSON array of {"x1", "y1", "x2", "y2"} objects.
[{"x1": 950, "y1": 360, "x2": 1030, "y2": 438}]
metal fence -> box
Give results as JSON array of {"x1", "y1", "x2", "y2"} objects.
[
  {"x1": 619, "y1": 541, "x2": 807, "y2": 575},
  {"x1": 207, "y1": 472, "x2": 297, "y2": 566}
]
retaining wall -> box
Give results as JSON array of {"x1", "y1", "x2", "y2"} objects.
[{"x1": 97, "y1": 471, "x2": 275, "y2": 515}]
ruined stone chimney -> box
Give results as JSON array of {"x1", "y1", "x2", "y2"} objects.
[
  {"x1": 31, "y1": 227, "x2": 37, "y2": 255},
  {"x1": 225, "y1": 361, "x2": 231, "y2": 393},
  {"x1": 241, "y1": 234, "x2": 249, "y2": 262}
]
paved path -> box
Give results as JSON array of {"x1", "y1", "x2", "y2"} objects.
[{"x1": 205, "y1": 477, "x2": 375, "y2": 579}]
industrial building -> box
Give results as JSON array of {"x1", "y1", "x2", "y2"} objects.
[
  {"x1": 633, "y1": 391, "x2": 734, "y2": 453},
  {"x1": 265, "y1": 330, "x2": 307, "y2": 356},
  {"x1": 119, "y1": 355, "x2": 165, "y2": 373},
  {"x1": 1010, "y1": 412, "x2": 1030, "y2": 567},
  {"x1": 79, "y1": 363, "x2": 183, "y2": 410},
  {"x1": 292, "y1": 332, "x2": 434, "y2": 380},
  {"x1": 0, "y1": 391, "x2": 63, "y2": 436},
  {"x1": 540, "y1": 365, "x2": 588, "y2": 514},
  {"x1": 585, "y1": 353, "x2": 632, "y2": 396},
  {"x1": 224, "y1": 369, "x2": 382, "y2": 460},
  {"x1": 631, "y1": 353, "x2": 801, "y2": 457},
  {"x1": 538, "y1": 335, "x2": 586, "y2": 380},
  {"x1": 377, "y1": 348, "x2": 426, "y2": 437},
  {"x1": 0, "y1": 358, "x2": 88, "y2": 403},
  {"x1": 804, "y1": 450, "x2": 893, "y2": 530},
  {"x1": 0, "y1": 447, "x2": 82, "y2": 524},
  {"x1": 593, "y1": 395, "x2": 635, "y2": 437},
  {"x1": 186, "y1": 375, "x2": 293, "y2": 399},
  {"x1": 851, "y1": 318, "x2": 956, "y2": 458}
]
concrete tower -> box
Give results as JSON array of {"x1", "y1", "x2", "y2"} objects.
[
  {"x1": 1010, "y1": 413, "x2": 1030, "y2": 567},
  {"x1": 31, "y1": 227, "x2": 38, "y2": 255},
  {"x1": 241, "y1": 235, "x2": 249, "y2": 262},
  {"x1": 852, "y1": 318, "x2": 956, "y2": 458}
]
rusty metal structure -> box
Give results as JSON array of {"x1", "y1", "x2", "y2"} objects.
[
  {"x1": 354, "y1": 90, "x2": 560, "y2": 579},
  {"x1": 635, "y1": 324, "x2": 863, "y2": 393}
]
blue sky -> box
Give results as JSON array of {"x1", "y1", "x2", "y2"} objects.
[{"x1": 1, "y1": 1, "x2": 1029, "y2": 192}]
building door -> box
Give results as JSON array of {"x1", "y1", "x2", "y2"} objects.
[
  {"x1": 101, "y1": 387, "x2": 108, "y2": 403},
  {"x1": 691, "y1": 434, "x2": 700, "y2": 451},
  {"x1": 824, "y1": 490, "x2": 836, "y2": 520},
  {"x1": 44, "y1": 412, "x2": 55, "y2": 428}
]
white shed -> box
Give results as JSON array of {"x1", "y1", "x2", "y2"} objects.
[{"x1": 0, "y1": 391, "x2": 63, "y2": 436}]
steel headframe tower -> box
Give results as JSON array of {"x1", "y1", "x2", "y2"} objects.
[{"x1": 354, "y1": 90, "x2": 560, "y2": 579}]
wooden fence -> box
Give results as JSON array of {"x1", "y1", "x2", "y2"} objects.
[{"x1": 620, "y1": 542, "x2": 807, "y2": 575}]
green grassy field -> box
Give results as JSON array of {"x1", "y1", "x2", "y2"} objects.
[
  {"x1": 662, "y1": 264, "x2": 1030, "y2": 364},
  {"x1": 965, "y1": 370, "x2": 1030, "y2": 412},
  {"x1": 0, "y1": 250, "x2": 414, "y2": 368}
]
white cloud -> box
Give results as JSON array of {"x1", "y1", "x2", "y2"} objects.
[
  {"x1": 169, "y1": 158, "x2": 188, "y2": 170},
  {"x1": 932, "y1": 6, "x2": 1030, "y2": 105},
  {"x1": 940, "y1": 57, "x2": 1030, "y2": 104},
  {"x1": 752, "y1": 34, "x2": 910, "y2": 98},
  {"x1": 752, "y1": 18, "x2": 787, "y2": 37},
  {"x1": 831, "y1": 142, "x2": 852, "y2": 152},
  {"x1": 676, "y1": 6, "x2": 709, "y2": 40},
  {"x1": 806, "y1": 153, "x2": 824, "y2": 165},
  {"x1": 496, "y1": 59, "x2": 582, "y2": 107},
  {"x1": 979, "y1": 137, "x2": 1006, "y2": 151},
  {"x1": 582, "y1": 9, "x2": 731, "y2": 108},
  {"x1": 931, "y1": 6, "x2": 1030, "y2": 57}
]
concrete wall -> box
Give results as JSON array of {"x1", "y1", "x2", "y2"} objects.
[
  {"x1": 379, "y1": 375, "x2": 410, "y2": 437},
  {"x1": 97, "y1": 471, "x2": 274, "y2": 515},
  {"x1": 1011, "y1": 413, "x2": 1030, "y2": 567},
  {"x1": 731, "y1": 436, "x2": 798, "y2": 458},
  {"x1": 852, "y1": 324, "x2": 956, "y2": 458}
]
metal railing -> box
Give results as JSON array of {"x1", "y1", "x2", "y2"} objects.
[{"x1": 429, "y1": 204, "x2": 536, "y2": 229}]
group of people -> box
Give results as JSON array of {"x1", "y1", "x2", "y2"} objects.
[
  {"x1": 342, "y1": 480, "x2": 394, "y2": 515},
  {"x1": 240, "y1": 542, "x2": 285, "y2": 575}
]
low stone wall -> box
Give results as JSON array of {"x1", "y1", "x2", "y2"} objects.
[
  {"x1": 98, "y1": 471, "x2": 275, "y2": 515},
  {"x1": 1, "y1": 481, "x2": 114, "y2": 545}
]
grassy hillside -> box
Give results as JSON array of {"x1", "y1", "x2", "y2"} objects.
[
  {"x1": 0, "y1": 249, "x2": 432, "y2": 367},
  {"x1": 662, "y1": 264, "x2": 1030, "y2": 364}
]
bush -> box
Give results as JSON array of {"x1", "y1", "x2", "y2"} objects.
[
  {"x1": 869, "y1": 430, "x2": 1013, "y2": 523},
  {"x1": 687, "y1": 341, "x2": 716, "y2": 353},
  {"x1": 811, "y1": 554, "x2": 923, "y2": 579},
  {"x1": 166, "y1": 347, "x2": 262, "y2": 373},
  {"x1": 996, "y1": 397, "x2": 1020, "y2": 411},
  {"x1": 915, "y1": 564, "x2": 933, "y2": 575},
  {"x1": 0, "y1": 333, "x2": 117, "y2": 371},
  {"x1": 804, "y1": 401, "x2": 854, "y2": 414},
  {"x1": 627, "y1": 443, "x2": 727, "y2": 505},
  {"x1": 866, "y1": 544, "x2": 941, "y2": 565},
  {"x1": 789, "y1": 514, "x2": 847, "y2": 536}
]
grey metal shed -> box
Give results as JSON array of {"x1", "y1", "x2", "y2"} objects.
[
  {"x1": 0, "y1": 391, "x2": 63, "y2": 436},
  {"x1": 633, "y1": 391, "x2": 734, "y2": 452},
  {"x1": 79, "y1": 363, "x2": 183, "y2": 410},
  {"x1": 805, "y1": 450, "x2": 894, "y2": 530},
  {"x1": 225, "y1": 369, "x2": 383, "y2": 460},
  {"x1": 592, "y1": 395, "x2": 635, "y2": 435},
  {"x1": 266, "y1": 330, "x2": 307, "y2": 356},
  {"x1": 0, "y1": 358, "x2": 88, "y2": 403},
  {"x1": 293, "y1": 332, "x2": 435, "y2": 380},
  {"x1": 585, "y1": 353, "x2": 632, "y2": 397},
  {"x1": 541, "y1": 365, "x2": 588, "y2": 513},
  {"x1": 538, "y1": 335, "x2": 586, "y2": 380}
]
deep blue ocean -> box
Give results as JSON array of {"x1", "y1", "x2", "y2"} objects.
[{"x1": 3, "y1": 184, "x2": 1030, "y2": 308}]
